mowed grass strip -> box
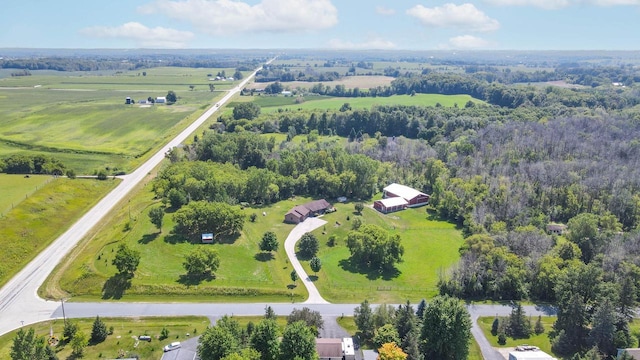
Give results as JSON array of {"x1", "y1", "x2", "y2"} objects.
[
  {"x1": 0, "y1": 174, "x2": 52, "y2": 215},
  {"x1": 52, "y1": 185, "x2": 311, "y2": 302},
  {"x1": 0, "y1": 178, "x2": 117, "y2": 288},
  {"x1": 301, "y1": 204, "x2": 463, "y2": 303},
  {"x1": 0, "y1": 316, "x2": 210, "y2": 360}
]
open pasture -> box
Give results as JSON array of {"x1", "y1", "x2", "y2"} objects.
[
  {"x1": 245, "y1": 93, "x2": 483, "y2": 113},
  {"x1": 0, "y1": 174, "x2": 53, "y2": 216}
]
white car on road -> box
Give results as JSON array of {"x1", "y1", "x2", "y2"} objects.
[{"x1": 163, "y1": 341, "x2": 181, "y2": 352}]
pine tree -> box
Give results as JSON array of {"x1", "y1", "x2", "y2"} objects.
[
  {"x1": 90, "y1": 315, "x2": 108, "y2": 344},
  {"x1": 534, "y1": 315, "x2": 545, "y2": 335}
]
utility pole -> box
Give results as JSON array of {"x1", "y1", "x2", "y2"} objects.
[{"x1": 61, "y1": 299, "x2": 67, "y2": 326}]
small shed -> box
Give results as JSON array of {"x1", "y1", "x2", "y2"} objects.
[
  {"x1": 201, "y1": 233, "x2": 214, "y2": 244},
  {"x1": 125, "y1": 96, "x2": 132, "y2": 104},
  {"x1": 155, "y1": 96, "x2": 166, "y2": 104}
]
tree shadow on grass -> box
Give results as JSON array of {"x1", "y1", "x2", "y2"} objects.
[
  {"x1": 102, "y1": 273, "x2": 132, "y2": 300},
  {"x1": 164, "y1": 233, "x2": 189, "y2": 244},
  {"x1": 254, "y1": 252, "x2": 274, "y2": 262},
  {"x1": 309, "y1": 275, "x2": 318, "y2": 282},
  {"x1": 138, "y1": 232, "x2": 159, "y2": 244},
  {"x1": 177, "y1": 273, "x2": 215, "y2": 286},
  {"x1": 338, "y1": 258, "x2": 401, "y2": 281},
  {"x1": 217, "y1": 232, "x2": 241, "y2": 245},
  {"x1": 287, "y1": 284, "x2": 297, "y2": 290}
]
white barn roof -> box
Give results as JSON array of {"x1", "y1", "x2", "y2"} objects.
[
  {"x1": 384, "y1": 183, "x2": 426, "y2": 201},
  {"x1": 377, "y1": 197, "x2": 409, "y2": 207}
]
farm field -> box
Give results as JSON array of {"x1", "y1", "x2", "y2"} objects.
[
  {"x1": 301, "y1": 204, "x2": 463, "y2": 303},
  {"x1": 0, "y1": 67, "x2": 240, "y2": 174},
  {"x1": 47, "y1": 186, "x2": 315, "y2": 302},
  {"x1": 0, "y1": 177, "x2": 117, "y2": 288},
  {"x1": 0, "y1": 316, "x2": 210, "y2": 360}
]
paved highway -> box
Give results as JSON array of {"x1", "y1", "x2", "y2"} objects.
[{"x1": 0, "y1": 59, "x2": 273, "y2": 336}]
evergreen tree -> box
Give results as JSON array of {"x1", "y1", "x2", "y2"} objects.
[
  {"x1": 506, "y1": 303, "x2": 531, "y2": 339},
  {"x1": 90, "y1": 315, "x2": 108, "y2": 344},
  {"x1": 354, "y1": 300, "x2": 375, "y2": 340},
  {"x1": 534, "y1": 316, "x2": 545, "y2": 335},
  {"x1": 589, "y1": 298, "x2": 617, "y2": 357},
  {"x1": 416, "y1": 299, "x2": 427, "y2": 320}
]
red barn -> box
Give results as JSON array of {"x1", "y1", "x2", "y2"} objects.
[
  {"x1": 374, "y1": 197, "x2": 409, "y2": 214},
  {"x1": 382, "y1": 183, "x2": 430, "y2": 207}
]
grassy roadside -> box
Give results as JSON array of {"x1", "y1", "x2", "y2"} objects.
[
  {"x1": 0, "y1": 177, "x2": 118, "y2": 289},
  {"x1": 0, "y1": 316, "x2": 211, "y2": 360}
]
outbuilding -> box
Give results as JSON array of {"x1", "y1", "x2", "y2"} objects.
[
  {"x1": 383, "y1": 183, "x2": 430, "y2": 207},
  {"x1": 374, "y1": 197, "x2": 409, "y2": 214},
  {"x1": 201, "y1": 233, "x2": 214, "y2": 244},
  {"x1": 155, "y1": 96, "x2": 166, "y2": 104}
]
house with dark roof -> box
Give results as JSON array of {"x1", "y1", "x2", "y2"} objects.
[{"x1": 284, "y1": 199, "x2": 332, "y2": 224}]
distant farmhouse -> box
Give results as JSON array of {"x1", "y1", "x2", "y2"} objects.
[
  {"x1": 284, "y1": 199, "x2": 332, "y2": 224},
  {"x1": 374, "y1": 183, "x2": 430, "y2": 214},
  {"x1": 155, "y1": 96, "x2": 166, "y2": 104}
]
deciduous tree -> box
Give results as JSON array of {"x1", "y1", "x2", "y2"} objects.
[
  {"x1": 377, "y1": 342, "x2": 407, "y2": 360},
  {"x1": 251, "y1": 319, "x2": 279, "y2": 360},
  {"x1": 309, "y1": 257, "x2": 321, "y2": 275},
  {"x1": 260, "y1": 232, "x2": 279, "y2": 253},
  {"x1": 183, "y1": 248, "x2": 220, "y2": 276},
  {"x1": 112, "y1": 244, "x2": 140, "y2": 276},
  {"x1": 297, "y1": 233, "x2": 319, "y2": 259},
  {"x1": 420, "y1": 295, "x2": 472, "y2": 360},
  {"x1": 148, "y1": 206, "x2": 164, "y2": 233},
  {"x1": 279, "y1": 321, "x2": 317, "y2": 360}
]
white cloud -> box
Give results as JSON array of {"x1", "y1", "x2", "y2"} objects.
[
  {"x1": 141, "y1": 0, "x2": 338, "y2": 35},
  {"x1": 447, "y1": 35, "x2": 492, "y2": 49},
  {"x1": 375, "y1": 6, "x2": 396, "y2": 15},
  {"x1": 327, "y1": 38, "x2": 397, "y2": 50},
  {"x1": 407, "y1": 3, "x2": 500, "y2": 32},
  {"x1": 80, "y1": 22, "x2": 194, "y2": 48},
  {"x1": 485, "y1": 0, "x2": 640, "y2": 8}
]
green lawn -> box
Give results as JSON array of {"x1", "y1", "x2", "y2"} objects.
[
  {"x1": 0, "y1": 316, "x2": 210, "y2": 360},
  {"x1": 0, "y1": 177, "x2": 117, "y2": 289},
  {"x1": 50, "y1": 188, "x2": 315, "y2": 302},
  {"x1": 0, "y1": 174, "x2": 53, "y2": 216},
  {"x1": 302, "y1": 204, "x2": 463, "y2": 303},
  {"x1": 478, "y1": 316, "x2": 558, "y2": 356}
]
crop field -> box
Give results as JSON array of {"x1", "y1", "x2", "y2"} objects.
[
  {"x1": 0, "y1": 177, "x2": 117, "y2": 288},
  {"x1": 0, "y1": 316, "x2": 210, "y2": 360},
  {"x1": 49, "y1": 187, "x2": 315, "y2": 302},
  {"x1": 0, "y1": 67, "x2": 238, "y2": 174},
  {"x1": 301, "y1": 204, "x2": 463, "y2": 303}
]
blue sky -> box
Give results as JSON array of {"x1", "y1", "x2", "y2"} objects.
[{"x1": 1, "y1": 0, "x2": 639, "y2": 50}]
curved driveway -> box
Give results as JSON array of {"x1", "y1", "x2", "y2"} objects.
[
  {"x1": 283, "y1": 217, "x2": 329, "y2": 304},
  {"x1": 0, "y1": 60, "x2": 272, "y2": 336}
]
